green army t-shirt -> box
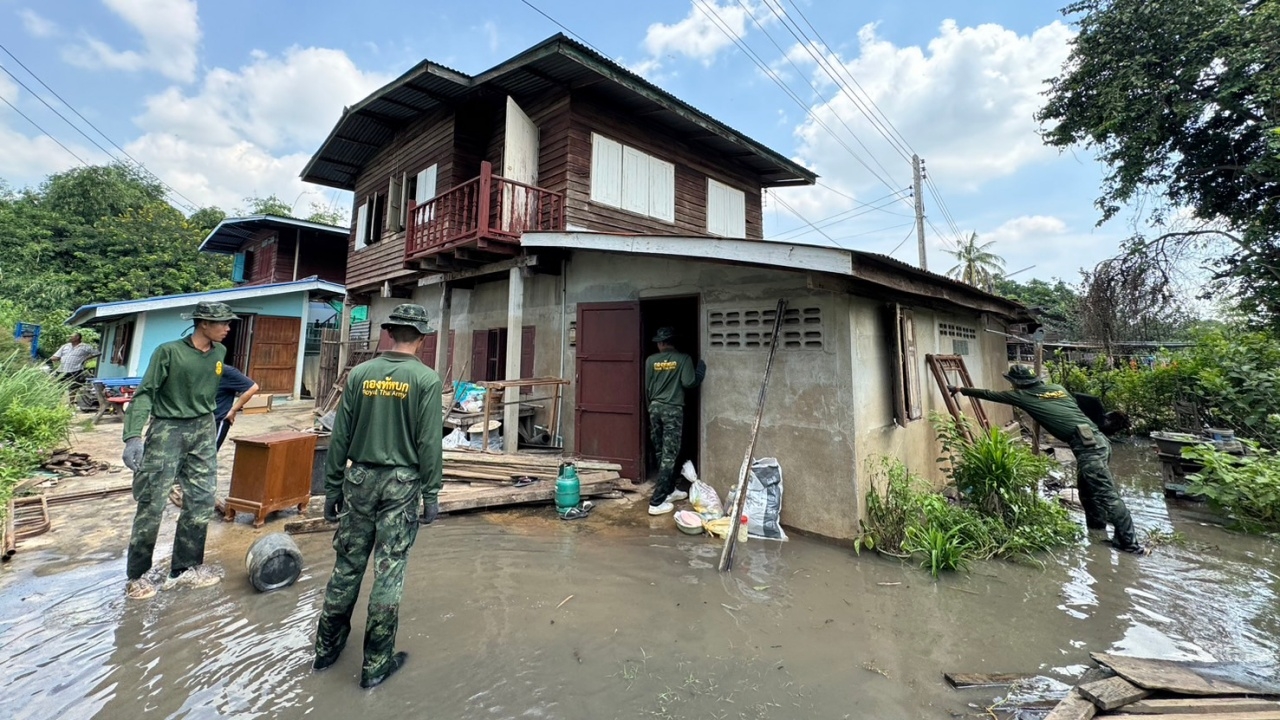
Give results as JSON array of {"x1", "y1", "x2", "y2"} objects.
[
  {"x1": 644, "y1": 350, "x2": 701, "y2": 407},
  {"x1": 961, "y1": 382, "x2": 1096, "y2": 443},
  {"x1": 123, "y1": 336, "x2": 226, "y2": 440}
]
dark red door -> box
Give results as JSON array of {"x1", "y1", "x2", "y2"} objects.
[{"x1": 575, "y1": 302, "x2": 642, "y2": 480}]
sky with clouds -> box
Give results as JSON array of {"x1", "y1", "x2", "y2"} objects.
[{"x1": 0, "y1": 0, "x2": 1134, "y2": 284}]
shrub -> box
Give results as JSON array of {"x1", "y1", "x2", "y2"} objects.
[
  {"x1": 0, "y1": 351, "x2": 73, "y2": 525},
  {"x1": 1183, "y1": 442, "x2": 1280, "y2": 534}
]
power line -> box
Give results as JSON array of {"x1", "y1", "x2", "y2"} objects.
[
  {"x1": 518, "y1": 0, "x2": 609, "y2": 56},
  {"x1": 734, "y1": 0, "x2": 905, "y2": 187},
  {"x1": 770, "y1": 192, "x2": 914, "y2": 242},
  {"x1": 778, "y1": 0, "x2": 916, "y2": 159},
  {"x1": 770, "y1": 192, "x2": 845, "y2": 248},
  {"x1": 887, "y1": 224, "x2": 918, "y2": 256},
  {"x1": 688, "y1": 0, "x2": 906, "y2": 199},
  {"x1": 0, "y1": 43, "x2": 201, "y2": 212},
  {"x1": 0, "y1": 92, "x2": 90, "y2": 166}
]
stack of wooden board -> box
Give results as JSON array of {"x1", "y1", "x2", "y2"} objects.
[
  {"x1": 950, "y1": 654, "x2": 1280, "y2": 719},
  {"x1": 284, "y1": 453, "x2": 630, "y2": 535},
  {"x1": 440, "y1": 450, "x2": 628, "y2": 485}
]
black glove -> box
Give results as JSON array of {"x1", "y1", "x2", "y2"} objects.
[
  {"x1": 324, "y1": 495, "x2": 344, "y2": 522},
  {"x1": 420, "y1": 502, "x2": 439, "y2": 525},
  {"x1": 695, "y1": 360, "x2": 707, "y2": 382},
  {"x1": 947, "y1": 385, "x2": 961, "y2": 396}
]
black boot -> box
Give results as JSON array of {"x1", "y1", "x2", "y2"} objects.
[
  {"x1": 360, "y1": 651, "x2": 408, "y2": 689},
  {"x1": 313, "y1": 649, "x2": 342, "y2": 671}
]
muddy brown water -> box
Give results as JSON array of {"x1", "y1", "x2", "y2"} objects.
[{"x1": 2, "y1": 442, "x2": 1277, "y2": 719}]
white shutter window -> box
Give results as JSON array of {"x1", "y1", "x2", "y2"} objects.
[
  {"x1": 648, "y1": 156, "x2": 675, "y2": 222},
  {"x1": 590, "y1": 133, "x2": 622, "y2": 207},
  {"x1": 354, "y1": 199, "x2": 369, "y2": 250},
  {"x1": 621, "y1": 146, "x2": 650, "y2": 215},
  {"x1": 727, "y1": 184, "x2": 746, "y2": 237},
  {"x1": 415, "y1": 164, "x2": 438, "y2": 204},
  {"x1": 388, "y1": 174, "x2": 403, "y2": 231},
  {"x1": 707, "y1": 179, "x2": 745, "y2": 237}
]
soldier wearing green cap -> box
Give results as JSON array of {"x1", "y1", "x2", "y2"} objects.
[
  {"x1": 644, "y1": 326, "x2": 706, "y2": 515},
  {"x1": 949, "y1": 364, "x2": 1143, "y2": 554},
  {"x1": 120, "y1": 300, "x2": 238, "y2": 600},
  {"x1": 313, "y1": 303, "x2": 443, "y2": 689}
]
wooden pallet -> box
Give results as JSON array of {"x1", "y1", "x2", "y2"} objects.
[{"x1": 926, "y1": 354, "x2": 990, "y2": 440}]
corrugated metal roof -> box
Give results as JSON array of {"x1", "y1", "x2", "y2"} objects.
[
  {"x1": 199, "y1": 214, "x2": 348, "y2": 254},
  {"x1": 301, "y1": 34, "x2": 816, "y2": 191},
  {"x1": 67, "y1": 279, "x2": 347, "y2": 327}
]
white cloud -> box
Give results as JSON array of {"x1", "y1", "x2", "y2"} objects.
[
  {"x1": 983, "y1": 215, "x2": 1068, "y2": 247},
  {"x1": 793, "y1": 21, "x2": 1073, "y2": 192},
  {"x1": 123, "y1": 46, "x2": 389, "y2": 212},
  {"x1": 20, "y1": 9, "x2": 59, "y2": 38},
  {"x1": 640, "y1": 0, "x2": 779, "y2": 76},
  {"x1": 64, "y1": 0, "x2": 201, "y2": 83}
]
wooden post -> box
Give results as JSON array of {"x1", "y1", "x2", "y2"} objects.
[
  {"x1": 1032, "y1": 340, "x2": 1044, "y2": 454},
  {"x1": 477, "y1": 162, "x2": 492, "y2": 239},
  {"x1": 435, "y1": 283, "x2": 452, "y2": 380},
  {"x1": 504, "y1": 266, "x2": 524, "y2": 454},
  {"x1": 337, "y1": 297, "x2": 353, "y2": 374}
]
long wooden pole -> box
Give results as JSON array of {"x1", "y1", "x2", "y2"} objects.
[
  {"x1": 1032, "y1": 341, "x2": 1044, "y2": 454},
  {"x1": 718, "y1": 298, "x2": 787, "y2": 573}
]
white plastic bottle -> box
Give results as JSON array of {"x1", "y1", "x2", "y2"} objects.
[{"x1": 737, "y1": 514, "x2": 748, "y2": 543}]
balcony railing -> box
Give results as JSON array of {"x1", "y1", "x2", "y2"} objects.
[{"x1": 405, "y1": 161, "x2": 565, "y2": 262}]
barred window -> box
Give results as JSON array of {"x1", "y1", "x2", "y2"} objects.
[{"x1": 938, "y1": 322, "x2": 977, "y2": 339}]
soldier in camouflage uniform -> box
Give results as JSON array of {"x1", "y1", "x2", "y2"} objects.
[
  {"x1": 120, "y1": 301, "x2": 237, "y2": 600},
  {"x1": 313, "y1": 304, "x2": 444, "y2": 689},
  {"x1": 645, "y1": 327, "x2": 706, "y2": 515},
  {"x1": 951, "y1": 365, "x2": 1143, "y2": 553}
]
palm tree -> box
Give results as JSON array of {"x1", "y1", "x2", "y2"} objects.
[{"x1": 947, "y1": 232, "x2": 1005, "y2": 290}]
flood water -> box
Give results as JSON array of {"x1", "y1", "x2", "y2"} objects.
[{"x1": 2, "y1": 442, "x2": 1277, "y2": 719}]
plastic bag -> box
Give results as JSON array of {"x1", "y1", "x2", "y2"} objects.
[
  {"x1": 704, "y1": 516, "x2": 732, "y2": 539},
  {"x1": 442, "y1": 428, "x2": 468, "y2": 449},
  {"x1": 725, "y1": 458, "x2": 788, "y2": 541},
  {"x1": 683, "y1": 461, "x2": 723, "y2": 519}
]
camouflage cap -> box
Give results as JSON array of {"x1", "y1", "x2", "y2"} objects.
[
  {"x1": 1003, "y1": 364, "x2": 1041, "y2": 387},
  {"x1": 381, "y1": 303, "x2": 432, "y2": 334},
  {"x1": 183, "y1": 301, "x2": 238, "y2": 322},
  {"x1": 652, "y1": 327, "x2": 676, "y2": 343}
]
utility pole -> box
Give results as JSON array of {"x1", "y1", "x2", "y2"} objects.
[{"x1": 912, "y1": 154, "x2": 927, "y2": 271}]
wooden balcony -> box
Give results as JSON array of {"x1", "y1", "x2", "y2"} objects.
[{"x1": 405, "y1": 161, "x2": 565, "y2": 263}]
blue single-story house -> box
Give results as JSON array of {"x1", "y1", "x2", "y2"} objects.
[{"x1": 67, "y1": 278, "x2": 346, "y2": 399}]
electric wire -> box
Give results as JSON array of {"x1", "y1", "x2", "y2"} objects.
[{"x1": 0, "y1": 92, "x2": 90, "y2": 166}]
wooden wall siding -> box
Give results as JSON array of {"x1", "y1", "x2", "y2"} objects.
[
  {"x1": 564, "y1": 95, "x2": 764, "y2": 239},
  {"x1": 346, "y1": 109, "x2": 456, "y2": 291},
  {"x1": 274, "y1": 233, "x2": 296, "y2": 283},
  {"x1": 245, "y1": 232, "x2": 279, "y2": 286},
  {"x1": 295, "y1": 234, "x2": 348, "y2": 285}
]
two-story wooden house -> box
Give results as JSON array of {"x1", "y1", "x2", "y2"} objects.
[{"x1": 301, "y1": 35, "x2": 1029, "y2": 541}]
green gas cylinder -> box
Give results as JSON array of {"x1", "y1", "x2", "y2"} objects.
[{"x1": 556, "y1": 462, "x2": 581, "y2": 513}]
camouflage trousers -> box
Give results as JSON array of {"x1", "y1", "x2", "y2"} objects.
[
  {"x1": 1073, "y1": 437, "x2": 1139, "y2": 550},
  {"x1": 315, "y1": 463, "x2": 421, "y2": 682},
  {"x1": 648, "y1": 402, "x2": 685, "y2": 506},
  {"x1": 127, "y1": 415, "x2": 217, "y2": 580}
]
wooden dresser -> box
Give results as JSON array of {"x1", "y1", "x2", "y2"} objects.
[{"x1": 223, "y1": 431, "x2": 317, "y2": 528}]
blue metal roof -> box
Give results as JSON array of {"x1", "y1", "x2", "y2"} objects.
[
  {"x1": 67, "y1": 278, "x2": 347, "y2": 327},
  {"x1": 199, "y1": 214, "x2": 348, "y2": 254}
]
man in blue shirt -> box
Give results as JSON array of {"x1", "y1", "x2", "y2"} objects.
[{"x1": 215, "y1": 365, "x2": 259, "y2": 450}]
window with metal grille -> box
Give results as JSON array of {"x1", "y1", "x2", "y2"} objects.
[
  {"x1": 938, "y1": 322, "x2": 977, "y2": 339},
  {"x1": 952, "y1": 339, "x2": 971, "y2": 356},
  {"x1": 708, "y1": 305, "x2": 823, "y2": 350}
]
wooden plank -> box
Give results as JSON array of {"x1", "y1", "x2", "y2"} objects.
[
  {"x1": 1078, "y1": 676, "x2": 1150, "y2": 711},
  {"x1": 1076, "y1": 666, "x2": 1117, "y2": 686},
  {"x1": 944, "y1": 672, "x2": 1037, "y2": 688},
  {"x1": 1092, "y1": 653, "x2": 1270, "y2": 696},
  {"x1": 284, "y1": 475, "x2": 618, "y2": 535},
  {"x1": 1044, "y1": 689, "x2": 1098, "y2": 720},
  {"x1": 1111, "y1": 707, "x2": 1280, "y2": 712},
  {"x1": 1118, "y1": 698, "x2": 1280, "y2": 715}
]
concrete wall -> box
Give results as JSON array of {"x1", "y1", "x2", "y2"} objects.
[{"x1": 375, "y1": 253, "x2": 1015, "y2": 542}]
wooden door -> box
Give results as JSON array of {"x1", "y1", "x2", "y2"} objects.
[
  {"x1": 575, "y1": 302, "x2": 642, "y2": 480},
  {"x1": 247, "y1": 316, "x2": 300, "y2": 394},
  {"x1": 500, "y1": 96, "x2": 539, "y2": 232}
]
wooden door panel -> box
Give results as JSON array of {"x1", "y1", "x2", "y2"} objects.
[
  {"x1": 575, "y1": 302, "x2": 641, "y2": 480},
  {"x1": 247, "y1": 316, "x2": 300, "y2": 394}
]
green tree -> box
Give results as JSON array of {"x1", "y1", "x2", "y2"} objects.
[
  {"x1": 946, "y1": 232, "x2": 1005, "y2": 290},
  {"x1": 305, "y1": 201, "x2": 345, "y2": 227},
  {"x1": 40, "y1": 164, "x2": 166, "y2": 226},
  {"x1": 1038, "y1": 0, "x2": 1280, "y2": 326},
  {"x1": 993, "y1": 277, "x2": 1082, "y2": 338},
  {"x1": 245, "y1": 194, "x2": 294, "y2": 217}
]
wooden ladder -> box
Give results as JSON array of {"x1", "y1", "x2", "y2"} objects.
[{"x1": 926, "y1": 354, "x2": 990, "y2": 440}]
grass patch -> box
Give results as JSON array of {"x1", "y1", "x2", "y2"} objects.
[{"x1": 855, "y1": 413, "x2": 1083, "y2": 577}]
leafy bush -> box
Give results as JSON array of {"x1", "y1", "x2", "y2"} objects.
[
  {"x1": 856, "y1": 418, "x2": 1082, "y2": 578},
  {"x1": 0, "y1": 351, "x2": 73, "y2": 524},
  {"x1": 1183, "y1": 442, "x2": 1280, "y2": 534}
]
